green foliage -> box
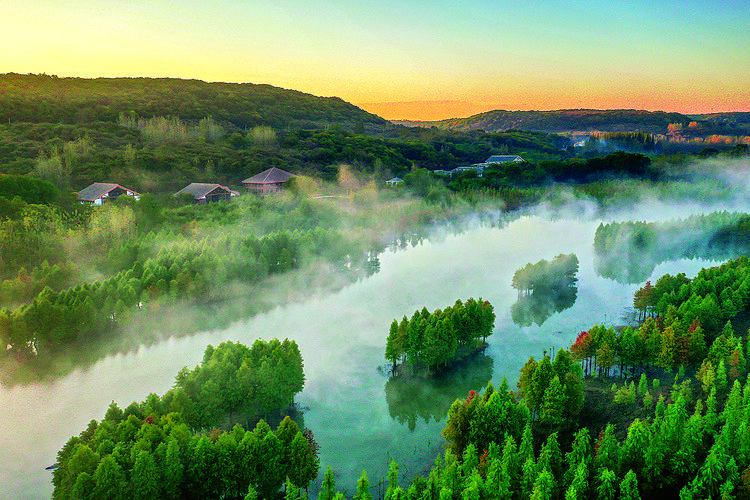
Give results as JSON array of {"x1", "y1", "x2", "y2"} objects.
[
  {"x1": 385, "y1": 298, "x2": 495, "y2": 373},
  {"x1": 511, "y1": 254, "x2": 579, "y2": 326},
  {"x1": 52, "y1": 341, "x2": 318, "y2": 500}
]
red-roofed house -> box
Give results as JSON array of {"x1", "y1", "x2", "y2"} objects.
[
  {"x1": 78, "y1": 183, "x2": 140, "y2": 205},
  {"x1": 242, "y1": 167, "x2": 295, "y2": 195}
]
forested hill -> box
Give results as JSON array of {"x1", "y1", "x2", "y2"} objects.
[
  {"x1": 0, "y1": 73, "x2": 387, "y2": 129},
  {"x1": 399, "y1": 109, "x2": 695, "y2": 134}
]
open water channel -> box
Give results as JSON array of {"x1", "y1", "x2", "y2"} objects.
[{"x1": 0, "y1": 199, "x2": 737, "y2": 499}]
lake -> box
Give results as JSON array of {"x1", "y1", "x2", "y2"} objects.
[{"x1": 0, "y1": 199, "x2": 733, "y2": 499}]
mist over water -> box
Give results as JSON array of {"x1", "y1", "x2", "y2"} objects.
[{"x1": 0, "y1": 198, "x2": 741, "y2": 499}]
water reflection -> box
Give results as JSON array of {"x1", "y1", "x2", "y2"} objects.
[
  {"x1": 593, "y1": 214, "x2": 750, "y2": 284},
  {"x1": 385, "y1": 352, "x2": 493, "y2": 431},
  {"x1": 510, "y1": 254, "x2": 579, "y2": 326}
]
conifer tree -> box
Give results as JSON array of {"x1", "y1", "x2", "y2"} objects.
[
  {"x1": 354, "y1": 470, "x2": 372, "y2": 500},
  {"x1": 319, "y1": 466, "x2": 336, "y2": 500},
  {"x1": 595, "y1": 468, "x2": 617, "y2": 500},
  {"x1": 530, "y1": 469, "x2": 555, "y2": 500},
  {"x1": 619, "y1": 470, "x2": 641, "y2": 500}
]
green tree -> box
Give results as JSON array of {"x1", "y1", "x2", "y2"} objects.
[
  {"x1": 91, "y1": 455, "x2": 126, "y2": 500},
  {"x1": 354, "y1": 470, "x2": 372, "y2": 500},
  {"x1": 530, "y1": 469, "x2": 555, "y2": 500},
  {"x1": 619, "y1": 470, "x2": 641, "y2": 500},
  {"x1": 540, "y1": 375, "x2": 565, "y2": 426},
  {"x1": 319, "y1": 466, "x2": 337, "y2": 500},
  {"x1": 595, "y1": 468, "x2": 617, "y2": 500},
  {"x1": 130, "y1": 450, "x2": 160, "y2": 500}
]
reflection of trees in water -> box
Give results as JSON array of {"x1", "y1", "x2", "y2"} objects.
[
  {"x1": 593, "y1": 214, "x2": 750, "y2": 284},
  {"x1": 511, "y1": 254, "x2": 579, "y2": 326},
  {"x1": 384, "y1": 353, "x2": 493, "y2": 432}
]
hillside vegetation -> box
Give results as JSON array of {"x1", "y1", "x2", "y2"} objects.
[{"x1": 0, "y1": 73, "x2": 386, "y2": 130}]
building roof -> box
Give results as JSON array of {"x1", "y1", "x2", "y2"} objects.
[
  {"x1": 486, "y1": 155, "x2": 523, "y2": 163},
  {"x1": 242, "y1": 167, "x2": 295, "y2": 185},
  {"x1": 77, "y1": 182, "x2": 139, "y2": 202},
  {"x1": 175, "y1": 183, "x2": 239, "y2": 199},
  {"x1": 386, "y1": 177, "x2": 404, "y2": 183}
]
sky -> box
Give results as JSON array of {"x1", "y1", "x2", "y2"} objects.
[{"x1": 1, "y1": 0, "x2": 749, "y2": 120}]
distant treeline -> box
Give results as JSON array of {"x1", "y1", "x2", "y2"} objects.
[
  {"x1": 445, "y1": 152, "x2": 656, "y2": 192},
  {"x1": 52, "y1": 340, "x2": 318, "y2": 500},
  {"x1": 0, "y1": 120, "x2": 568, "y2": 189},
  {"x1": 385, "y1": 298, "x2": 495, "y2": 374},
  {"x1": 594, "y1": 212, "x2": 750, "y2": 283}
]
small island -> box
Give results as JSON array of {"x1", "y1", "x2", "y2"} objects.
[{"x1": 385, "y1": 297, "x2": 495, "y2": 376}]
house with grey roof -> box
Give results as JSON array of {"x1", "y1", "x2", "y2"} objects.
[
  {"x1": 385, "y1": 177, "x2": 404, "y2": 186},
  {"x1": 242, "y1": 167, "x2": 295, "y2": 195},
  {"x1": 175, "y1": 183, "x2": 239, "y2": 204},
  {"x1": 78, "y1": 183, "x2": 140, "y2": 205},
  {"x1": 485, "y1": 155, "x2": 524, "y2": 164}
]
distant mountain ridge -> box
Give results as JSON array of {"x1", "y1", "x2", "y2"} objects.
[
  {"x1": 0, "y1": 73, "x2": 386, "y2": 129},
  {"x1": 396, "y1": 109, "x2": 750, "y2": 135}
]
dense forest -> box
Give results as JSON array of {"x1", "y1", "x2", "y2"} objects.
[
  {"x1": 52, "y1": 340, "x2": 319, "y2": 500},
  {"x1": 5, "y1": 73, "x2": 750, "y2": 499}
]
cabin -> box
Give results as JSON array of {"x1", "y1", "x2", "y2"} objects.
[
  {"x1": 175, "y1": 183, "x2": 239, "y2": 204},
  {"x1": 385, "y1": 177, "x2": 404, "y2": 186},
  {"x1": 446, "y1": 155, "x2": 525, "y2": 178},
  {"x1": 485, "y1": 155, "x2": 524, "y2": 164},
  {"x1": 78, "y1": 183, "x2": 140, "y2": 205},
  {"x1": 242, "y1": 167, "x2": 295, "y2": 195}
]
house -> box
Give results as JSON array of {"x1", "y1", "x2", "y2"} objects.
[
  {"x1": 78, "y1": 183, "x2": 140, "y2": 205},
  {"x1": 445, "y1": 155, "x2": 525, "y2": 178},
  {"x1": 242, "y1": 167, "x2": 295, "y2": 195},
  {"x1": 485, "y1": 155, "x2": 524, "y2": 164},
  {"x1": 175, "y1": 183, "x2": 240, "y2": 204},
  {"x1": 385, "y1": 177, "x2": 404, "y2": 186}
]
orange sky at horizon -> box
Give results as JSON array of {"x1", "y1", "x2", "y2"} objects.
[{"x1": 1, "y1": 0, "x2": 748, "y2": 121}]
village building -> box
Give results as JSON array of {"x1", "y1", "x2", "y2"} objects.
[
  {"x1": 175, "y1": 183, "x2": 239, "y2": 204},
  {"x1": 485, "y1": 155, "x2": 524, "y2": 164},
  {"x1": 444, "y1": 155, "x2": 525, "y2": 177},
  {"x1": 242, "y1": 167, "x2": 295, "y2": 195},
  {"x1": 77, "y1": 183, "x2": 140, "y2": 205},
  {"x1": 385, "y1": 177, "x2": 404, "y2": 186}
]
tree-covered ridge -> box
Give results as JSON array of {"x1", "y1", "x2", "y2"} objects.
[
  {"x1": 52, "y1": 342, "x2": 318, "y2": 500},
  {"x1": 0, "y1": 73, "x2": 386, "y2": 129},
  {"x1": 426, "y1": 109, "x2": 695, "y2": 134},
  {"x1": 0, "y1": 119, "x2": 568, "y2": 192},
  {"x1": 385, "y1": 298, "x2": 495, "y2": 375}
]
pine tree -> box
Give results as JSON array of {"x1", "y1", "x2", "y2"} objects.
[
  {"x1": 619, "y1": 470, "x2": 641, "y2": 500},
  {"x1": 540, "y1": 376, "x2": 565, "y2": 426},
  {"x1": 354, "y1": 470, "x2": 372, "y2": 500},
  {"x1": 595, "y1": 468, "x2": 617, "y2": 500},
  {"x1": 385, "y1": 460, "x2": 400, "y2": 500},
  {"x1": 285, "y1": 477, "x2": 301, "y2": 500},
  {"x1": 530, "y1": 469, "x2": 555, "y2": 500},
  {"x1": 319, "y1": 466, "x2": 336, "y2": 500},
  {"x1": 130, "y1": 450, "x2": 160, "y2": 500}
]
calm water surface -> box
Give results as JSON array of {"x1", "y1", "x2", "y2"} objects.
[{"x1": 0, "y1": 204, "x2": 728, "y2": 499}]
